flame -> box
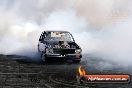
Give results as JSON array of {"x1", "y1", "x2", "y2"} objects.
[{"x1": 78, "y1": 66, "x2": 86, "y2": 76}]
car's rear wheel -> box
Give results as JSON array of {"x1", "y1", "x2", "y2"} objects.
[{"x1": 73, "y1": 60, "x2": 80, "y2": 63}]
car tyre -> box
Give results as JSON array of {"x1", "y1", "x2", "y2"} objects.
[{"x1": 41, "y1": 52, "x2": 47, "y2": 62}]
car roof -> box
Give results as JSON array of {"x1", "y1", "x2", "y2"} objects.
[{"x1": 44, "y1": 30, "x2": 70, "y2": 33}]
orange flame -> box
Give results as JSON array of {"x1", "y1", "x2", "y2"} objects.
[{"x1": 78, "y1": 66, "x2": 86, "y2": 76}]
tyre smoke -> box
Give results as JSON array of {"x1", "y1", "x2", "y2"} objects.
[{"x1": 0, "y1": 0, "x2": 132, "y2": 66}]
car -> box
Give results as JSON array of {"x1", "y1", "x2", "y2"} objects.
[{"x1": 38, "y1": 31, "x2": 82, "y2": 63}]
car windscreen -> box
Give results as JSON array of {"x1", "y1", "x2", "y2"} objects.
[{"x1": 44, "y1": 32, "x2": 74, "y2": 42}]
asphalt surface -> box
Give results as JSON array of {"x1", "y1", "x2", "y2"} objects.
[{"x1": 0, "y1": 54, "x2": 131, "y2": 88}]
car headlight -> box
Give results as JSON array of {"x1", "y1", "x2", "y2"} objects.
[{"x1": 75, "y1": 49, "x2": 82, "y2": 53}]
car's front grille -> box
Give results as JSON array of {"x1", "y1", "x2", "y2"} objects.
[{"x1": 53, "y1": 48, "x2": 75, "y2": 54}]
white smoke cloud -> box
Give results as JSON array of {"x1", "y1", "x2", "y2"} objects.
[
  {"x1": 93, "y1": 17, "x2": 132, "y2": 66},
  {"x1": 0, "y1": 0, "x2": 73, "y2": 57},
  {"x1": 0, "y1": 0, "x2": 132, "y2": 66}
]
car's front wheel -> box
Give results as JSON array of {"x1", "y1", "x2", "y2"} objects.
[{"x1": 41, "y1": 53, "x2": 47, "y2": 62}]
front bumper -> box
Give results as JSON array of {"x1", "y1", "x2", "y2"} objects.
[{"x1": 45, "y1": 53, "x2": 82, "y2": 60}]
